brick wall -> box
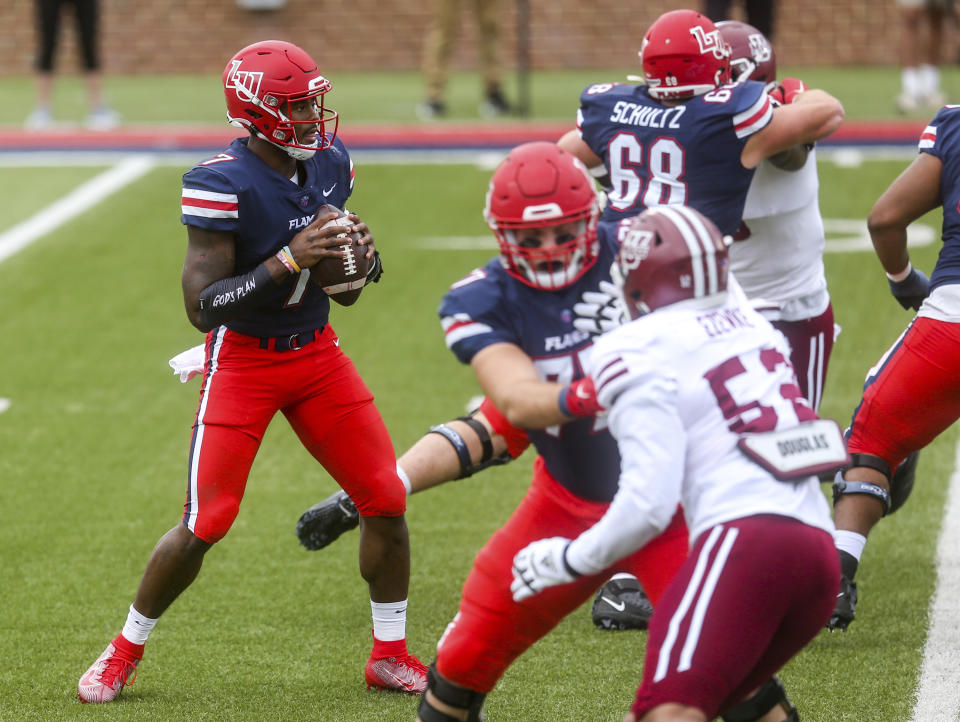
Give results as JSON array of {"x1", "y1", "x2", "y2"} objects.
[{"x1": 0, "y1": 1, "x2": 927, "y2": 76}]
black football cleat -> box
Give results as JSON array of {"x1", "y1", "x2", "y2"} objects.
[
  {"x1": 591, "y1": 575, "x2": 654, "y2": 630},
  {"x1": 827, "y1": 575, "x2": 858, "y2": 631},
  {"x1": 296, "y1": 489, "x2": 359, "y2": 551}
]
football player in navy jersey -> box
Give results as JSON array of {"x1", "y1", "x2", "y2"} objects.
[
  {"x1": 827, "y1": 106, "x2": 960, "y2": 631},
  {"x1": 557, "y1": 8, "x2": 843, "y2": 241},
  {"x1": 410, "y1": 141, "x2": 692, "y2": 722},
  {"x1": 77, "y1": 40, "x2": 427, "y2": 704}
]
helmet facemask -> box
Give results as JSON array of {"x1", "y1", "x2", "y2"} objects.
[{"x1": 494, "y1": 216, "x2": 598, "y2": 290}]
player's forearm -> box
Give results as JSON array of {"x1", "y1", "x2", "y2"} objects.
[
  {"x1": 489, "y1": 380, "x2": 570, "y2": 430},
  {"x1": 793, "y1": 90, "x2": 845, "y2": 143},
  {"x1": 189, "y1": 259, "x2": 284, "y2": 332},
  {"x1": 868, "y1": 226, "x2": 911, "y2": 277}
]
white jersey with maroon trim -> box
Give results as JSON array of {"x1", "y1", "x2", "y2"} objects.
[{"x1": 567, "y1": 290, "x2": 834, "y2": 573}]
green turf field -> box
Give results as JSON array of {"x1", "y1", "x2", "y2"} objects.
[
  {"x1": 0, "y1": 150, "x2": 954, "y2": 721},
  {"x1": 1, "y1": 65, "x2": 959, "y2": 126}
]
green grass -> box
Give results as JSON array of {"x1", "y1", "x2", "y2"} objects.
[
  {"x1": 0, "y1": 153, "x2": 954, "y2": 721},
  {"x1": 1, "y1": 65, "x2": 958, "y2": 127}
]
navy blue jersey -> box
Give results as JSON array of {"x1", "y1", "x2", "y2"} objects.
[
  {"x1": 439, "y1": 233, "x2": 621, "y2": 502},
  {"x1": 576, "y1": 81, "x2": 771, "y2": 236},
  {"x1": 180, "y1": 136, "x2": 354, "y2": 337},
  {"x1": 920, "y1": 106, "x2": 960, "y2": 291}
]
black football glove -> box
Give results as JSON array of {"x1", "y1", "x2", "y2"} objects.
[{"x1": 888, "y1": 266, "x2": 930, "y2": 310}]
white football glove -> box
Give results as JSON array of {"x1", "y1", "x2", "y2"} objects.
[
  {"x1": 511, "y1": 536, "x2": 580, "y2": 602},
  {"x1": 572, "y1": 280, "x2": 627, "y2": 336}
]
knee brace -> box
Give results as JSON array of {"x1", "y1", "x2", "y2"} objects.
[
  {"x1": 722, "y1": 676, "x2": 799, "y2": 722},
  {"x1": 416, "y1": 664, "x2": 486, "y2": 722},
  {"x1": 428, "y1": 410, "x2": 512, "y2": 480},
  {"x1": 832, "y1": 453, "x2": 892, "y2": 516}
]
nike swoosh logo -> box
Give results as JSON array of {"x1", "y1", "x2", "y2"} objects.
[
  {"x1": 334, "y1": 338, "x2": 340, "y2": 347},
  {"x1": 322, "y1": 183, "x2": 337, "y2": 197},
  {"x1": 576, "y1": 386, "x2": 592, "y2": 400},
  {"x1": 601, "y1": 596, "x2": 625, "y2": 612}
]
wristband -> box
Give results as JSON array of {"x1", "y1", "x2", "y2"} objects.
[
  {"x1": 280, "y1": 245, "x2": 301, "y2": 273},
  {"x1": 561, "y1": 543, "x2": 582, "y2": 579},
  {"x1": 885, "y1": 262, "x2": 912, "y2": 283},
  {"x1": 276, "y1": 249, "x2": 296, "y2": 274}
]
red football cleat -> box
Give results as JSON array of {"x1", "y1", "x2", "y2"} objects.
[
  {"x1": 364, "y1": 637, "x2": 427, "y2": 695},
  {"x1": 77, "y1": 635, "x2": 143, "y2": 703}
]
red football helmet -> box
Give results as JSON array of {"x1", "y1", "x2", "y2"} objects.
[
  {"x1": 716, "y1": 20, "x2": 777, "y2": 91},
  {"x1": 640, "y1": 10, "x2": 730, "y2": 100},
  {"x1": 223, "y1": 40, "x2": 338, "y2": 161},
  {"x1": 484, "y1": 142, "x2": 600, "y2": 290},
  {"x1": 614, "y1": 205, "x2": 730, "y2": 319}
]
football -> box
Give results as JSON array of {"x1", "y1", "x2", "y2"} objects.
[{"x1": 308, "y1": 206, "x2": 370, "y2": 294}]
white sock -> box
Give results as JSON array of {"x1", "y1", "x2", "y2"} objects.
[
  {"x1": 396, "y1": 463, "x2": 412, "y2": 495},
  {"x1": 834, "y1": 530, "x2": 867, "y2": 562},
  {"x1": 902, "y1": 67, "x2": 919, "y2": 96},
  {"x1": 371, "y1": 599, "x2": 407, "y2": 642},
  {"x1": 121, "y1": 604, "x2": 158, "y2": 645}
]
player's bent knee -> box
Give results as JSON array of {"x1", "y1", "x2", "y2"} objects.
[
  {"x1": 721, "y1": 677, "x2": 798, "y2": 722},
  {"x1": 191, "y1": 497, "x2": 243, "y2": 543},
  {"x1": 417, "y1": 664, "x2": 486, "y2": 722},
  {"x1": 352, "y1": 474, "x2": 407, "y2": 517}
]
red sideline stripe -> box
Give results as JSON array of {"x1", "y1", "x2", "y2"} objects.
[{"x1": 0, "y1": 120, "x2": 928, "y2": 151}]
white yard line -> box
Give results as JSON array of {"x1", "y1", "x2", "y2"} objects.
[
  {"x1": 0, "y1": 154, "x2": 156, "y2": 264},
  {"x1": 910, "y1": 443, "x2": 960, "y2": 722}
]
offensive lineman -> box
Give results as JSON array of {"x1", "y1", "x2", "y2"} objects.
[
  {"x1": 77, "y1": 40, "x2": 427, "y2": 703},
  {"x1": 511, "y1": 206, "x2": 843, "y2": 722}
]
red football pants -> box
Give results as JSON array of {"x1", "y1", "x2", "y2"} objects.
[
  {"x1": 183, "y1": 325, "x2": 405, "y2": 542},
  {"x1": 848, "y1": 316, "x2": 960, "y2": 468},
  {"x1": 435, "y1": 457, "x2": 689, "y2": 693}
]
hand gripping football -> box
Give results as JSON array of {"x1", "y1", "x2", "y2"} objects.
[{"x1": 309, "y1": 206, "x2": 371, "y2": 294}]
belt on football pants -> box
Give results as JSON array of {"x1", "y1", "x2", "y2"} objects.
[{"x1": 257, "y1": 327, "x2": 323, "y2": 352}]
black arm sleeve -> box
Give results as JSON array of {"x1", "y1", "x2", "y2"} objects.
[{"x1": 196, "y1": 263, "x2": 276, "y2": 330}]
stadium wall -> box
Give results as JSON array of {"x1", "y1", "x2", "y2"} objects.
[{"x1": 0, "y1": 0, "x2": 948, "y2": 76}]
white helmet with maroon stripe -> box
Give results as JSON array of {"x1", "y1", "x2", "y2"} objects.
[{"x1": 613, "y1": 205, "x2": 731, "y2": 319}]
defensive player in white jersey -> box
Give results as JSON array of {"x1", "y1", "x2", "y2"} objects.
[
  {"x1": 511, "y1": 206, "x2": 844, "y2": 722},
  {"x1": 716, "y1": 20, "x2": 834, "y2": 412}
]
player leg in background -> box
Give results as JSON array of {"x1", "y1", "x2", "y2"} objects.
[
  {"x1": 829, "y1": 317, "x2": 960, "y2": 630},
  {"x1": 78, "y1": 335, "x2": 275, "y2": 703},
  {"x1": 771, "y1": 305, "x2": 835, "y2": 414},
  {"x1": 285, "y1": 327, "x2": 427, "y2": 693},
  {"x1": 296, "y1": 404, "x2": 521, "y2": 550},
  {"x1": 473, "y1": 0, "x2": 511, "y2": 116},
  {"x1": 419, "y1": 0, "x2": 458, "y2": 118},
  {"x1": 417, "y1": 468, "x2": 689, "y2": 722}
]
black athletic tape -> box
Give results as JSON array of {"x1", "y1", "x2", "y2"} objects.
[
  {"x1": 421, "y1": 664, "x2": 487, "y2": 722},
  {"x1": 428, "y1": 424, "x2": 473, "y2": 479},
  {"x1": 722, "y1": 676, "x2": 794, "y2": 722},
  {"x1": 848, "y1": 453, "x2": 892, "y2": 479},
  {"x1": 456, "y1": 415, "x2": 494, "y2": 463},
  {"x1": 561, "y1": 543, "x2": 582, "y2": 579}
]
